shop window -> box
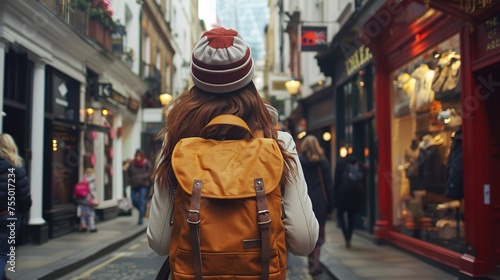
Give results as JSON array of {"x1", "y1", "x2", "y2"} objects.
[
  {"x1": 4, "y1": 49, "x2": 30, "y2": 105},
  {"x1": 390, "y1": 34, "x2": 464, "y2": 253},
  {"x1": 45, "y1": 67, "x2": 80, "y2": 121},
  {"x1": 51, "y1": 128, "x2": 79, "y2": 205}
]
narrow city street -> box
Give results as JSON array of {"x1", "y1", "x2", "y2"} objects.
[
  {"x1": 55, "y1": 232, "x2": 334, "y2": 280},
  {"x1": 2, "y1": 0, "x2": 500, "y2": 278},
  {"x1": 57, "y1": 234, "x2": 166, "y2": 280}
]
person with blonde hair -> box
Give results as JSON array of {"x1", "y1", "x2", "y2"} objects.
[
  {"x1": 0, "y1": 133, "x2": 32, "y2": 280},
  {"x1": 147, "y1": 27, "x2": 318, "y2": 279},
  {"x1": 299, "y1": 135, "x2": 333, "y2": 278}
]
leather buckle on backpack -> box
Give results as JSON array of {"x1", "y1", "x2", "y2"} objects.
[
  {"x1": 187, "y1": 210, "x2": 200, "y2": 225},
  {"x1": 257, "y1": 219, "x2": 271, "y2": 226}
]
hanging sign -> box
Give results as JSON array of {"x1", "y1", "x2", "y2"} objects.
[
  {"x1": 98, "y1": 83, "x2": 113, "y2": 98},
  {"x1": 301, "y1": 26, "x2": 327, "y2": 52}
]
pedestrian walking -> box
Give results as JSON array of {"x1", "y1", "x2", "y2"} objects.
[
  {"x1": 125, "y1": 149, "x2": 152, "y2": 225},
  {"x1": 334, "y1": 154, "x2": 366, "y2": 248},
  {"x1": 0, "y1": 133, "x2": 32, "y2": 280},
  {"x1": 117, "y1": 160, "x2": 133, "y2": 216},
  {"x1": 74, "y1": 168, "x2": 98, "y2": 233},
  {"x1": 299, "y1": 135, "x2": 333, "y2": 278},
  {"x1": 147, "y1": 27, "x2": 319, "y2": 279}
]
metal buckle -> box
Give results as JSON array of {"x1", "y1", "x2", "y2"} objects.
[
  {"x1": 187, "y1": 210, "x2": 200, "y2": 225},
  {"x1": 258, "y1": 219, "x2": 272, "y2": 225}
]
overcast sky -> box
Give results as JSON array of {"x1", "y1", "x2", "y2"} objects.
[{"x1": 198, "y1": 0, "x2": 217, "y2": 30}]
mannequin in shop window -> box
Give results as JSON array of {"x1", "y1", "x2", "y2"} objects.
[
  {"x1": 438, "y1": 108, "x2": 463, "y2": 199},
  {"x1": 411, "y1": 63, "x2": 435, "y2": 111},
  {"x1": 403, "y1": 139, "x2": 426, "y2": 239},
  {"x1": 404, "y1": 139, "x2": 420, "y2": 194},
  {"x1": 417, "y1": 133, "x2": 446, "y2": 194},
  {"x1": 432, "y1": 51, "x2": 461, "y2": 101},
  {"x1": 395, "y1": 72, "x2": 417, "y2": 112}
]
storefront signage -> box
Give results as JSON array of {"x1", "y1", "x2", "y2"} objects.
[
  {"x1": 345, "y1": 45, "x2": 372, "y2": 76},
  {"x1": 272, "y1": 80, "x2": 287, "y2": 91},
  {"x1": 476, "y1": 13, "x2": 500, "y2": 58},
  {"x1": 301, "y1": 26, "x2": 327, "y2": 52},
  {"x1": 99, "y1": 83, "x2": 112, "y2": 97},
  {"x1": 55, "y1": 98, "x2": 68, "y2": 107},
  {"x1": 128, "y1": 96, "x2": 139, "y2": 113},
  {"x1": 485, "y1": 15, "x2": 500, "y2": 51},
  {"x1": 111, "y1": 91, "x2": 127, "y2": 106},
  {"x1": 460, "y1": 0, "x2": 499, "y2": 14}
]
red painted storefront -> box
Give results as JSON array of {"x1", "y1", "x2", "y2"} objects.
[{"x1": 366, "y1": 0, "x2": 500, "y2": 277}]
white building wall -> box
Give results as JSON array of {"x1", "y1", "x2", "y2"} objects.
[
  {"x1": 111, "y1": 0, "x2": 143, "y2": 75},
  {"x1": 171, "y1": 0, "x2": 192, "y2": 99}
]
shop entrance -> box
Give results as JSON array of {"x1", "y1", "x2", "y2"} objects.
[
  {"x1": 353, "y1": 117, "x2": 376, "y2": 232},
  {"x1": 486, "y1": 86, "x2": 500, "y2": 271},
  {"x1": 44, "y1": 122, "x2": 80, "y2": 238}
]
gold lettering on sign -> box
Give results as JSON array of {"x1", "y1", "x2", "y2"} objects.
[
  {"x1": 485, "y1": 16, "x2": 500, "y2": 51},
  {"x1": 460, "y1": 0, "x2": 495, "y2": 13},
  {"x1": 345, "y1": 45, "x2": 373, "y2": 76}
]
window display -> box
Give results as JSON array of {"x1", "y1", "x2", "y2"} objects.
[{"x1": 391, "y1": 34, "x2": 465, "y2": 253}]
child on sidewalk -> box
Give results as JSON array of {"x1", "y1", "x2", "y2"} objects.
[{"x1": 75, "y1": 168, "x2": 98, "y2": 233}]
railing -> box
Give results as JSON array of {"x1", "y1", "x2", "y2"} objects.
[
  {"x1": 41, "y1": 0, "x2": 88, "y2": 35},
  {"x1": 142, "y1": 63, "x2": 162, "y2": 93}
]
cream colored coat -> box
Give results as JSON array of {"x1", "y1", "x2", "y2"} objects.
[{"x1": 147, "y1": 131, "x2": 319, "y2": 259}]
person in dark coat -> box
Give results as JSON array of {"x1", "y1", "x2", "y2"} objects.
[
  {"x1": 334, "y1": 154, "x2": 366, "y2": 248},
  {"x1": 125, "y1": 149, "x2": 152, "y2": 225},
  {"x1": 299, "y1": 135, "x2": 333, "y2": 278},
  {"x1": 0, "y1": 133, "x2": 32, "y2": 280}
]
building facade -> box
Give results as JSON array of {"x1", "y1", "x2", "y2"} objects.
[
  {"x1": 139, "y1": 0, "x2": 175, "y2": 161},
  {"x1": 316, "y1": 0, "x2": 385, "y2": 235},
  {"x1": 0, "y1": 0, "x2": 146, "y2": 243},
  {"x1": 363, "y1": 0, "x2": 500, "y2": 277}
]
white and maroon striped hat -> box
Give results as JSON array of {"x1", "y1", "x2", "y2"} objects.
[{"x1": 191, "y1": 27, "x2": 254, "y2": 94}]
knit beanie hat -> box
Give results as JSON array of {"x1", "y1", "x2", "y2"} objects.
[{"x1": 191, "y1": 27, "x2": 254, "y2": 94}]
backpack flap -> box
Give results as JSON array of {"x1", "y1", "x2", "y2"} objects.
[{"x1": 172, "y1": 137, "x2": 284, "y2": 198}]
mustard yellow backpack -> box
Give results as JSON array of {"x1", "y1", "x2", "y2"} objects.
[{"x1": 167, "y1": 114, "x2": 287, "y2": 280}]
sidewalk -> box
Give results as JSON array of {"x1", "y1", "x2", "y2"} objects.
[
  {"x1": 6, "y1": 212, "x2": 147, "y2": 280},
  {"x1": 7, "y1": 211, "x2": 466, "y2": 280},
  {"x1": 320, "y1": 219, "x2": 459, "y2": 280}
]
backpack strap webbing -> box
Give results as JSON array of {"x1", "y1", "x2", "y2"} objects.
[
  {"x1": 254, "y1": 178, "x2": 271, "y2": 280},
  {"x1": 187, "y1": 180, "x2": 203, "y2": 280}
]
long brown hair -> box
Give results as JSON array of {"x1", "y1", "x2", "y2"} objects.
[
  {"x1": 153, "y1": 82, "x2": 296, "y2": 190},
  {"x1": 301, "y1": 135, "x2": 325, "y2": 163}
]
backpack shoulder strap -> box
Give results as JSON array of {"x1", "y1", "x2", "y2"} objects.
[{"x1": 200, "y1": 114, "x2": 257, "y2": 138}]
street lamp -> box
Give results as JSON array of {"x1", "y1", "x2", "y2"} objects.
[
  {"x1": 285, "y1": 77, "x2": 301, "y2": 110},
  {"x1": 285, "y1": 77, "x2": 301, "y2": 95},
  {"x1": 159, "y1": 92, "x2": 173, "y2": 106}
]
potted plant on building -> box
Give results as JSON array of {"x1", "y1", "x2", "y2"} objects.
[
  {"x1": 124, "y1": 48, "x2": 134, "y2": 68},
  {"x1": 88, "y1": 0, "x2": 115, "y2": 49},
  {"x1": 69, "y1": 0, "x2": 91, "y2": 12}
]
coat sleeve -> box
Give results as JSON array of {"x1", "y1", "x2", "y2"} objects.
[
  {"x1": 278, "y1": 131, "x2": 319, "y2": 256},
  {"x1": 147, "y1": 178, "x2": 175, "y2": 256},
  {"x1": 14, "y1": 167, "x2": 32, "y2": 214},
  {"x1": 321, "y1": 159, "x2": 334, "y2": 213}
]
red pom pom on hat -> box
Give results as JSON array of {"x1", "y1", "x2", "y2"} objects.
[{"x1": 191, "y1": 27, "x2": 254, "y2": 94}]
